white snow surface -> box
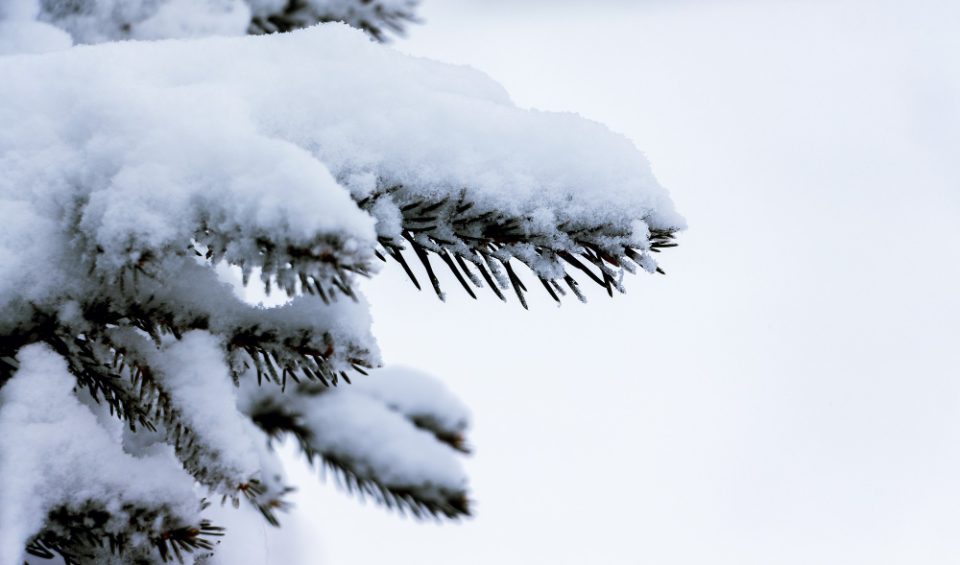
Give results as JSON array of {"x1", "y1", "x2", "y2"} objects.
[
  {"x1": 0, "y1": 344, "x2": 199, "y2": 565},
  {"x1": 0, "y1": 20, "x2": 71, "y2": 54},
  {"x1": 132, "y1": 0, "x2": 251, "y2": 40},
  {"x1": 0, "y1": 0, "x2": 39, "y2": 19},
  {"x1": 236, "y1": 367, "x2": 469, "y2": 495},
  {"x1": 32, "y1": 0, "x2": 251, "y2": 43},
  {"x1": 301, "y1": 390, "x2": 467, "y2": 491},
  {"x1": 353, "y1": 365, "x2": 471, "y2": 435},
  {"x1": 154, "y1": 331, "x2": 261, "y2": 488},
  {"x1": 0, "y1": 23, "x2": 680, "y2": 323}
]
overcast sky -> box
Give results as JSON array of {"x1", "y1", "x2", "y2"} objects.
[{"x1": 237, "y1": 1, "x2": 960, "y2": 563}]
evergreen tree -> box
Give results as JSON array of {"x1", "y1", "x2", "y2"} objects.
[
  {"x1": 33, "y1": 0, "x2": 418, "y2": 43},
  {"x1": 0, "y1": 3, "x2": 684, "y2": 563}
]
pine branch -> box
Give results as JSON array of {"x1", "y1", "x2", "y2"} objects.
[
  {"x1": 363, "y1": 191, "x2": 679, "y2": 307},
  {"x1": 347, "y1": 366, "x2": 472, "y2": 454},
  {"x1": 106, "y1": 332, "x2": 280, "y2": 499},
  {"x1": 248, "y1": 0, "x2": 420, "y2": 42},
  {"x1": 26, "y1": 503, "x2": 223, "y2": 565},
  {"x1": 315, "y1": 452, "x2": 471, "y2": 520},
  {"x1": 66, "y1": 259, "x2": 379, "y2": 393},
  {"x1": 407, "y1": 415, "x2": 471, "y2": 454},
  {"x1": 232, "y1": 478, "x2": 295, "y2": 528},
  {"x1": 230, "y1": 330, "x2": 372, "y2": 390},
  {"x1": 248, "y1": 391, "x2": 471, "y2": 520},
  {"x1": 155, "y1": 519, "x2": 224, "y2": 563},
  {"x1": 38, "y1": 325, "x2": 275, "y2": 501},
  {"x1": 44, "y1": 331, "x2": 156, "y2": 433},
  {"x1": 192, "y1": 227, "x2": 374, "y2": 301},
  {"x1": 82, "y1": 224, "x2": 374, "y2": 304}
]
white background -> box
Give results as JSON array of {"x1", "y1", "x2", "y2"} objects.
[{"x1": 245, "y1": 1, "x2": 960, "y2": 563}]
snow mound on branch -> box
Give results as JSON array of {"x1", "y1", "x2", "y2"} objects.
[
  {"x1": 154, "y1": 331, "x2": 261, "y2": 487},
  {"x1": 237, "y1": 365, "x2": 471, "y2": 509},
  {"x1": 0, "y1": 344, "x2": 199, "y2": 565},
  {"x1": 0, "y1": 23, "x2": 681, "y2": 318},
  {"x1": 303, "y1": 390, "x2": 467, "y2": 488},
  {"x1": 353, "y1": 365, "x2": 471, "y2": 437}
]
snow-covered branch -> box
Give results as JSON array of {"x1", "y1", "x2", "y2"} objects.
[
  {"x1": 33, "y1": 0, "x2": 419, "y2": 43},
  {"x1": 0, "y1": 16, "x2": 683, "y2": 564},
  {"x1": 248, "y1": 0, "x2": 419, "y2": 41},
  {"x1": 241, "y1": 367, "x2": 472, "y2": 519},
  {"x1": 0, "y1": 345, "x2": 216, "y2": 565}
]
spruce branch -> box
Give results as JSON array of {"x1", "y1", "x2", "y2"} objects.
[
  {"x1": 72, "y1": 255, "x2": 380, "y2": 393},
  {"x1": 407, "y1": 414, "x2": 471, "y2": 454},
  {"x1": 191, "y1": 226, "x2": 375, "y2": 301},
  {"x1": 0, "y1": 17, "x2": 690, "y2": 562},
  {"x1": 316, "y1": 453, "x2": 471, "y2": 520},
  {"x1": 46, "y1": 331, "x2": 157, "y2": 433},
  {"x1": 248, "y1": 0, "x2": 420, "y2": 42},
  {"x1": 0, "y1": 316, "x2": 158, "y2": 432},
  {"x1": 236, "y1": 479, "x2": 295, "y2": 527},
  {"x1": 106, "y1": 331, "x2": 291, "y2": 506},
  {"x1": 155, "y1": 519, "x2": 224, "y2": 563},
  {"x1": 247, "y1": 389, "x2": 471, "y2": 520},
  {"x1": 361, "y1": 190, "x2": 679, "y2": 307},
  {"x1": 25, "y1": 504, "x2": 223, "y2": 565},
  {"x1": 81, "y1": 222, "x2": 374, "y2": 304},
  {"x1": 230, "y1": 330, "x2": 372, "y2": 390}
]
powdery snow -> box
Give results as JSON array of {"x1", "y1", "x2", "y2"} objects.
[
  {"x1": 0, "y1": 24, "x2": 681, "y2": 325},
  {"x1": 0, "y1": 344, "x2": 200, "y2": 565},
  {"x1": 35, "y1": 0, "x2": 251, "y2": 43},
  {"x1": 154, "y1": 331, "x2": 261, "y2": 489},
  {"x1": 238, "y1": 367, "x2": 471, "y2": 507},
  {"x1": 31, "y1": 0, "x2": 417, "y2": 44},
  {"x1": 297, "y1": 390, "x2": 468, "y2": 493},
  {"x1": 351, "y1": 365, "x2": 471, "y2": 440},
  {"x1": 0, "y1": 20, "x2": 71, "y2": 54},
  {"x1": 0, "y1": 16, "x2": 682, "y2": 562}
]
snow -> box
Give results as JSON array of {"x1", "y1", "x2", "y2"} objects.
[
  {"x1": 0, "y1": 20, "x2": 72, "y2": 54},
  {"x1": 247, "y1": 0, "x2": 418, "y2": 35},
  {"x1": 131, "y1": 0, "x2": 251, "y2": 40},
  {"x1": 33, "y1": 0, "x2": 250, "y2": 43},
  {"x1": 0, "y1": 344, "x2": 199, "y2": 565},
  {"x1": 127, "y1": 256, "x2": 382, "y2": 373},
  {"x1": 244, "y1": 419, "x2": 288, "y2": 499},
  {"x1": 0, "y1": 9, "x2": 682, "y2": 561},
  {"x1": 238, "y1": 362, "x2": 469, "y2": 507},
  {"x1": 284, "y1": 0, "x2": 416, "y2": 21},
  {"x1": 237, "y1": 366, "x2": 472, "y2": 509},
  {"x1": 0, "y1": 23, "x2": 681, "y2": 326},
  {"x1": 153, "y1": 331, "x2": 260, "y2": 490},
  {"x1": 32, "y1": 0, "x2": 416, "y2": 43},
  {"x1": 299, "y1": 390, "x2": 468, "y2": 493},
  {"x1": 351, "y1": 365, "x2": 471, "y2": 440},
  {"x1": 0, "y1": 0, "x2": 39, "y2": 19},
  {"x1": 297, "y1": 1, "x2": 960, "y2": 564}
]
